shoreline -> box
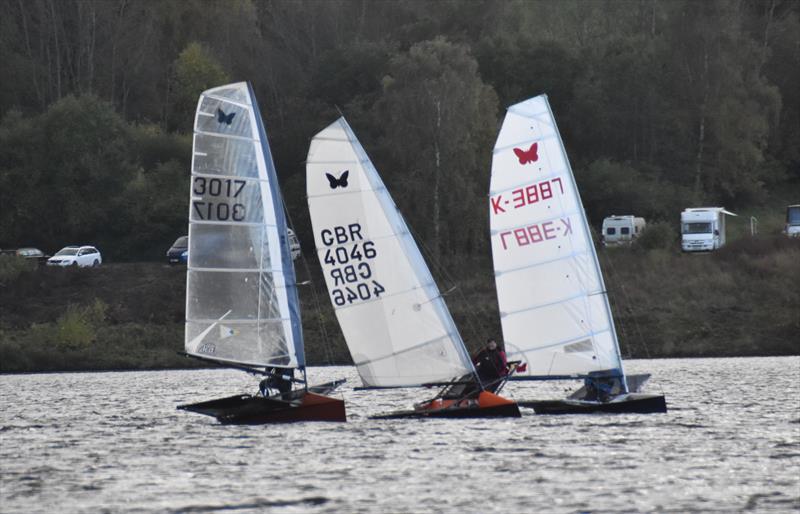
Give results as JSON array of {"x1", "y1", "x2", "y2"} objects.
[{"x1": 2, "y1": 354, "x2": 798, "y2": 376}]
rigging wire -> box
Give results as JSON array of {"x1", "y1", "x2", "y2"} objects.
[
  {"x1": 599, "y1": 247, "x2": 664, "y2": 395},
  {"x1": 401, "y1": 218, "x2": 493, "y2": 353},
  {"x1": 281, "y1": 197, "x2": 337, "y2": 367},
  {"x1": 600, "y1": 248, "x2": 653, "y2": 360}
]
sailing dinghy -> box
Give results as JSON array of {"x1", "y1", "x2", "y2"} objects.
[
  {"x1": 177, "y1": 82, "x2": 345, "y2": 424},
  {"x1": 489, "y1": 95, "x2": 666, "y2": 414},
  {"x1": 306, "y1": 117, "x2": 520, "y2": 419}
]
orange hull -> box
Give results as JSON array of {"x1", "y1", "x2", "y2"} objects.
[
  {"x1": 417, "y1": 391, "x2": 517, "y2": 412},
  {"x1": 372, "y1": 391, "x2": 520, "y2": 419}
]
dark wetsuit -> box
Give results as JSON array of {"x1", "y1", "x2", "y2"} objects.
[
  {"x1": 260, "y1": 368, "x2": 294, "y2": 396},
  {"x1": 473, "y1": 348, "x2": 507, "y2": 389}
]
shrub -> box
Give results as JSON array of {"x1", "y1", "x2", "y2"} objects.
[
  {"x1": 0, "y1": 255, "x2": 35, "y2": 285},
  {"x1": 635, "y1": 221, "x2": 678, "y2": 251},
  {"x1": 56, "y1": 299, "x2": 108, "y2": 350}
]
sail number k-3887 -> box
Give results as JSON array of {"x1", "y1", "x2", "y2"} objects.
[
  {"x1": 491, "y1": 177, "x2": 565, "y2": 215},
  {"x1": 192, "y1": 177, "x2": 247, "y2": 221},
  {"x1": 319, "y1": 223, "x2": 386, "y2": 307}
]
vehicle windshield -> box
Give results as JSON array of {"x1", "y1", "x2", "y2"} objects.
[
  {"x1": 787, "y1": 207, "x2": 800, "y2": 225},
  {"x1": 55, "y1": 247, "x2": 79, "y2": 256},
  {"x1": 683, "y1": 222, "x2": 712, "y2": 234},
  {"x1": 173, "y1": 236, "x2": 188, "y2": 247}
]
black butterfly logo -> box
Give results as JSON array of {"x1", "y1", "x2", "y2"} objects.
[
  {"x1": 325, "y1": 170, "x2": 349, "y2": 189},
  {"x1": 216, "y1": 108, "x2": 236, "y2": 125}
]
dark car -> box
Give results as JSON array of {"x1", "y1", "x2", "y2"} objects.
[
  {"x1": 167, "y1": 236, "x2": 188, "y2": 265},
  {"x1": 1, "y1": 247, "x2": 50, "y2": 264}
]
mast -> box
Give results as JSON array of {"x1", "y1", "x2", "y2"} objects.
[
  {"x1": 247, "y1": 82, "x2": 305, "y2": 370},
  {"x1": 544, "y1": 98, "x2": 627, "y2": 390}
]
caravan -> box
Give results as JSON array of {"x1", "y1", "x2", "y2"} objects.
[
  {"x1": 681, "y1": 207, "x2": 736, "y2": 252},
  {"x1": 601, "y1": 215, "x2": 646, "y2": 246}
]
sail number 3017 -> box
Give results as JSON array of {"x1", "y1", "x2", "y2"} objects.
[
  {"x1": 319, "y1": 223, "x2": 385, "y2": 307},
  {"x1": 192, "y1": 177, "x2": 247, "y2": 222}
]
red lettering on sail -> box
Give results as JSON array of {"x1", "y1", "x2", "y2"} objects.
[
  {"x1": 493, "y1": 177, "x2": 566, "y2": 215},
  {"x1": 500, "y1": 231, "x2": 512, "y2": 250},
  {"x1": 542, "y1": 221, "x2": 556, "y2": 240},
  {"x1": 561, "y1": 218, "x2": 573, "y2": 235},
  {"x1": 490, "y1": 195, "x2": 506, "y2": 214},
  {"x1": 498, "y1": 218, "x2": 573, "y2": 251}
]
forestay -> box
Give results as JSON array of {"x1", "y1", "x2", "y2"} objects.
[
  {"x1": 185, "y1": 82, "x2": 304, "y2": 369},
  {"x1": 490, "y1": 95, "x2": 623, "y2": 377},
  {"x1": 306, "y1": 118, "x2": 474, "y2": 387}
]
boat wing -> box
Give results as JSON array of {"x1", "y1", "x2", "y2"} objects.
[{"x1": 306, "y1": 117, "x2": 474, "y2": 387}]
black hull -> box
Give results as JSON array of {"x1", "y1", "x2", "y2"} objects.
[
  {"x1": 178, "y1": 381, "x2": 346, "y2": 424},
  {"x1": 371, "y1": 402, "x2": 521, "y2": 420},
  {"x1": 520, "y1": 393, "x2": 667, "y2": 415}
]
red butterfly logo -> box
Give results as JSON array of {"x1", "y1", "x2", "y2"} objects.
[{"x1": 513, "y1": 142, "x2": 539, "y2": 165}]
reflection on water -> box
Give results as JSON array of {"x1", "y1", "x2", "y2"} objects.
[{"x1": 1, "y1": 357, "x2": 799, "y2": 513}]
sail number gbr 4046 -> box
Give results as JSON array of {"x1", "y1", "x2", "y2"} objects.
[{"x1": 319, "y1": 223, "x2": 386, "y2": 307}]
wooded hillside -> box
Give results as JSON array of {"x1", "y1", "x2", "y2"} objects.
[{"x1": 1, "y1": 0, "x2": 798, "y2": 260}]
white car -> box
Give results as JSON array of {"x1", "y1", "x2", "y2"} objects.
[{"x1": 47, "y1": 246, "x2": 102, "y2": 267}]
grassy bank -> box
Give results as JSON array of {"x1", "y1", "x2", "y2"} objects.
[{"x1": 1, "y1": 236, "x2": 798, "y2": 373}]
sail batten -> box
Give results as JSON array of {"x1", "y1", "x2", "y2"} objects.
[
  {"x1": 307, "y1": 117, "x2": 475, "y2": 387},
  {"x1": 185, "y1": 82, "x2": 304, "y2": 368},
  {"x1": 491, "y1": 95, "x2": 623, "y2": 378}
]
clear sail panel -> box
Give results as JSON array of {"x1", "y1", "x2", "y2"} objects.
[
  {"x1": 185, "y1": 319, "x2": 291, "y2": 367},
  {"x1": 192, "y1": 133, "x2": 260, "y2": 178},
  {"x1": 185, "y1": 82, "x2": 299, "y2": 368}
]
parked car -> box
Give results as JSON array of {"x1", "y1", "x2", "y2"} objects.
[
  {"x1": 167, "y1": 236, "x2": 189, "y2": 265},
  {"x1": 785, "y1": 205, "x2": 800, "y2": 237},
  {"x1": 171, "y1": 229, "x2": 300, "y2": 265},
  {"x1": 16, "y1": 247, "x2": 50, "y2": 264},
  {"x1": 0, "y1": 247, "x2": 50, "y2": 262},
  {"x1": 47, "y1": 246, "x2": 102, "y2": 267}
]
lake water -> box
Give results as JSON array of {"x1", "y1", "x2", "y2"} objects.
[{"x1": 1, "y1": 357, "x2": 799, "y2": 513}]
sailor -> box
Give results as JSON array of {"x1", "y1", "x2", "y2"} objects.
[
  {"x1": 260, "y1": 367, "x2": 294, "y2": 396},
  {"x1": 473, "y1": 338, "x2": 508, "y2": 388}
]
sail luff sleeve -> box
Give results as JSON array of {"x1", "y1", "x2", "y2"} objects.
[{"x1": 247, "y1": 82, "x2": 305, "y2": 368}]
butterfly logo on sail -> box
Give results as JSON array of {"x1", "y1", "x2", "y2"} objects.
[
  {"x1": 513, "y1": 142, "x2": 539, "y2": 165},
  {"x1": 326, "y1": 170, "x2": 349, "y2": 190},
  {"x1": 216, "y1": 108, "x2": 236, "y2": 125},
  {"x1": 219, "y1": 325, "x2": 240, "y2": 339}
]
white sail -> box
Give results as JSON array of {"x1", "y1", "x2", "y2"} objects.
[
  {"x1": 185, "y1": 82, "x2": 304, "y2": 369},
  {"x1": 490, "y1": 95, "x2": 623, "y2": 377},
  {"x1": 306, "y1": 118, "x2": 474, "y2": 387}
]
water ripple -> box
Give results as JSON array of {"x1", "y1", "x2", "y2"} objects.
[{"x1": 1, "y1": 357, "x2": 799, "y2": 513}]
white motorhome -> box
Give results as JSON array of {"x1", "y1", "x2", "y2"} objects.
[
  {"x1": 681, "y1": 207, "x2": 737, "y2": 252},
  {"x1": 784, "y1": 205, "x2": 800, "y2": 237},
  {"x1": 601, "y1": 215, "x2": 645, "y2": 246}
]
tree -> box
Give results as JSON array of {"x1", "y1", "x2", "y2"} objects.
[
  {"x1": 0, "y1": 95, "x2": 136, "y2": 251},
  {"x1": 168, "y1": 42, "x2": 229, "y2": 132},
  {"x1": 377, "y1": 37, "x2": 498, "y2": 259}
]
